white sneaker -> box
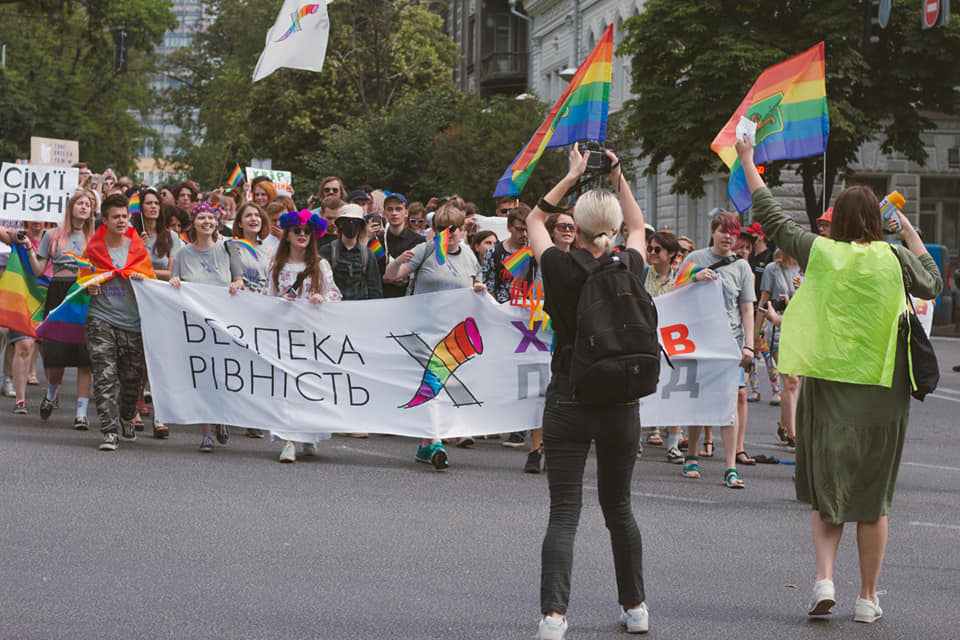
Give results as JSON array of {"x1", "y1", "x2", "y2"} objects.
[
  {"x1": 808, "y1": 579, "x2": 836, "y2": 615},
  {"x1": 279, "y1": 441, "x2": 296, "y2": 463},
  {"x1": 619, "y1": 603, "x2": 650, "y2": 633},
  {"x1": 302, "y1": 442, "x2": 318, "y2": 457},
  {"x1": 2, "y1": 377, "x2": 15, "y2": 397},
  {"x1": 535, "y1": 615, "x2": 567, "y2": 640},
  {"x1": 854, "y1": 596, "x2": 882, "y2": 623}
]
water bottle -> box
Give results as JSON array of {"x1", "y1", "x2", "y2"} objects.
[{"x1": 878, "y1": 191, "x2": 905, "y2": 232}]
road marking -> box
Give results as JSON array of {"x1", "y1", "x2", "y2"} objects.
[
  {"x1": 909, "y1": 521, "x2": 960, "y2": 531},
  {"x1": 931, "y1": 336, "x2": 960, "y2": 342},
  {"x1": 932, "y1": 387, "x2": 960, "y2": 396},
  {"x1": 584, "y1": 483, "x2": 718, "y2": 504},
  {"x1": 903, "y1": 461, "x2": 960, "y2": 472},
  {"x1": 928, "y1": 393, "x2": 960, "y2": 404}
]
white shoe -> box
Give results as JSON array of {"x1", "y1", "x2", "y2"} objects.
[
  {"x1": 2, "y1": 377, "x2": 15, "y2": 397},
  {"x1": 619, "y1": 603, "x2": 650, "y2": 633},
  {"x1": 535, "y1": 615, "x2": 567, "y2": 640},
  {"x1": 279, "y1": 441, "x2": 296, "y2": 463},
  {"x1": 302, "y1": 442, "x2": 318, "y2": 457},
  {"x1": 854, "y1": 596, "x2": 882, "y2": 623},
  {"x1": 808, "y1": 579, "x2": 836, "y2": 615}
]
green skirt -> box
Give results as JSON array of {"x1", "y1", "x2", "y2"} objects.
[{"x1": 794, "y1": 341, "x2": 911, "y2": 524}]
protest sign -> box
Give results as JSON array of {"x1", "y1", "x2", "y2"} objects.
[
  {"x1": 30, "y1": 137, "x2": 80, "y2": 167},
  {"x1": 246, "y1": 167, "x2": 293, "y2": 199},
  {"x1": 0, "y1": 163, "x2": 79, "y2": 222},
  {"x1": 133, "y1": 279, "x2": 740, "y2": 438},
  {"x1": 475, "y1": 215, "x2": 509, "y2": 242},
  {"x1": 912, "y1": 297, "x2": 934, "y2": 337}
]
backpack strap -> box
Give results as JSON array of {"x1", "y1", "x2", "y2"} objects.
[
  {"x1": 331, "y1": 240, "x2": 340, "y2": 270},
  {"x1": 360, "y1": 244, "x2": 369, "y2": 298}
]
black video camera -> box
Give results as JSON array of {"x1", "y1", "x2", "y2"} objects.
[
  {"x1": 577, "y1": 140, "x2": 612, "y2": 177},
  {"x1": 769, "y1": 297, "x2": 787, "y2": 313}
]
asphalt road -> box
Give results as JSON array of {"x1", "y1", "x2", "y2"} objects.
[{"x1": 1, "y1": 338, "x2": 959, "y2": 639}]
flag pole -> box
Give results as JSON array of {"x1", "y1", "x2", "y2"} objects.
[{"x1": 822, "y1": 148, "x2": 827, "y2": 213}]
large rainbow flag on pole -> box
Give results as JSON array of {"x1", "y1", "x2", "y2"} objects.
[
  {"x1": 0, "y1": 243, "x2": 50, "y2": 338},
  {"x1": 711, "y1": 42, "x2": 829, "y2": 213},
  {"x1": 493, "y1": 24, "x2": 613, "y2": 198}
]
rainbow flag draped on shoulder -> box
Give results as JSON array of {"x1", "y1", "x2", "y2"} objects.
[
  {"x1": 37, "y1": 225, "x2": 156, "y2": 344},
  {"x1": 493, "y1": 24, "x2": 613, "y2": 198},
  {"x1": 711, "y1": 42, "x2": 829, "y2": 213},
  {"x1": 0, "y1": 243, "x2": 51, "y2": 339}
]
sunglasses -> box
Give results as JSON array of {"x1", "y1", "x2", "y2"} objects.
[
  {"x1": 647, "y1": 245, "x2": 664, "y2": 254},
  {"x1": 408, "y1": 218, "x2": 425, "y2": 226},
  {"x1": 323, "y1": 187, "x2": 340, "y2": 194},
  {"x1": 555, "y1": 223, "x2": 575, "y2": 232},
  {"x1": 290, "y1": 226, "x2": 311, "y2": 236},
  {"x1": 677, "y1": 248, "x2": 691, "y2": 255},
  {"x1": 499, "y1": 207, "x2": 515, "y2": 215}
]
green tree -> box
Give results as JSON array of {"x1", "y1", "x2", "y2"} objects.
[
  {"x1": 163, "y1": 0, "x2": 456, "y2": 190},
  {"x1": 0, "y1": 0, "x2": 176, "y2": 172},
  {"x1": 618, "y1": 0, "x2": 960, "y2": 228}
]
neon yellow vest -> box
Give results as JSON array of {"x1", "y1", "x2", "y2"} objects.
[{"x1": 778, "y1": 238, "x2": 906, "y2": 387}]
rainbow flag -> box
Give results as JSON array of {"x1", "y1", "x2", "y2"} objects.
[
  {"x1": 128, "y1": 192, "x2": 141, "y2": 215},
  {"x1": 63, "y1": 252, "x2": 94, "y2": 272},
  {"x1": 0, "y1": 244, "x2": 50, "y2": 339},
  {"x1": 227, "y1": 164, "x2": 245, "y2": 189},
  {"x1": 711, "y1": 42, "x2": 829, "y2": 213},
  {"x1": 228, "y1": 238, "x2": 259, "y2": 260},
  {"x1": 434, "y1": 228, "x2": 450, "y2": 265},
  {"x1": 502, "y1": 246, "x2": 533, "y2": 277},
  {"x1": 368, "y1": 237, "x2": 385, "y2": 260},
  {"x1": 671, "y1": 262, "x2": 703, "y2": 289},
  {"x1": 180, "y1": 232, "x2": 191, "y2": 244},
  {"x1": 493, "y1": 24, "x2": 613, "y2": 197}
]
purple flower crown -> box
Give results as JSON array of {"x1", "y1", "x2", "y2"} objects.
[{"x1": 279, "y1": 209, "x2": 328, "y2": 238}]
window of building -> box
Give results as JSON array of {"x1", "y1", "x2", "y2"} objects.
[{"x1": 920, "y1": 177, "x2": 960, "y2": 255}]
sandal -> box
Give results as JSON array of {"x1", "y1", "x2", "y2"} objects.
[
  {"x1": 646, "y1": 431, "x2": 663, "y2": 446},
  {"x1": 133, "y1": 414, "x2": 145, "y2": 431},
  {"x1": 681, "y1": 456, "x2": 701, "y2": 479},
  {"x1": 769, "y1": 393, "x2": 781, "y2": 406},
  {"x1": 736, "y1": 451, "x2": 756, "y2": 466},
  {"x1": 723, "y1": 468, "x2": 745, "y2": 489},
  {"x1": 137, "y1": 401, "x2": 151, "y2": 416},
  {"x1": 746, "y1": 391, "x2": 760, "y2": 403},
  {"x1": 27, "y1": 375, "x2": 39, "y2": 385},
  {"x1": 699, "y1": 441, "x2": 714, "y2": 457},
  {"x1": 153, "y1": 423, "x2": 169, "y2": 439}
]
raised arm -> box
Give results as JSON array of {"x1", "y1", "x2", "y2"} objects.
[{"x1": 527, "y1": 146, "x2": 588, "y2": 263}]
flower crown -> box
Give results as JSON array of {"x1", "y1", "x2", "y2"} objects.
[
  {"x1": 279, "y1": 209, "x2": 328, "y2": 238},
  {"x1": 190, "y1": 201, "x2": 221, "y2": 220}
]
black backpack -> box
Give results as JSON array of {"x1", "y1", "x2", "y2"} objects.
[{"x1": 568, "y1": 250, "x2": 665, "y2": 404}]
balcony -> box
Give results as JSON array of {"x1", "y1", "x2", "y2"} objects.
[{"x1": 479, "y1": 51, "x2": 528, "y2": 96}]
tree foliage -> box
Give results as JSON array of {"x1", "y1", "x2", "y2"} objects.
[
  {"x1": 0, "y1": 0, "x2": 176, "y2": 172},
  {"x1": 163, "y1": 0, "x2": 456, "y2": 189},
  {"x1": 618, "y1": 0, "x2": 960, "y2": 228}
]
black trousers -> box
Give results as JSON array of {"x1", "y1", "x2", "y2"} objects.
[{"x1": 539, "y1": 375, "x2": 645, "y2": 614}]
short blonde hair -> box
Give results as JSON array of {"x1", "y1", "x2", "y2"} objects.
[
  {"x1": 432, "y1": 203, "x2": 465, "y2": 231},
  {"x1": 573, "y1": 189, "x2": 622, "y2": 255}
]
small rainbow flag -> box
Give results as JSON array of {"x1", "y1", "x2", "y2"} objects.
[
  {"x1": 368, "y1": 237, "x2": 385, "y2": 260},
  {"x1": 503, "y1": 246, "x2": 533, "y2": 277},
  {"x1": 711, "y1": 42, "x2": 829, "y2": 212},
  {"x1": 434, "y1": 227, "x2": 450, "y2": 265},
  {"x1": 63, "y1": 252, "x2": 95, "y2": 272},
  {"x1": 128, "y1": 192, "x2": 141, "y2": 215},
  {"x1": 671, "y1": 262, "x2": 703, "y2": 288},
  {"x1": 493, "y1": 24, "x2": 613, "y2": 197},
  {"x1": 180, "y1": 232, "x2": 191, "y2": 244},
  {"x1": 228, "y1": 238, "x2": 258, "y2": 260},
  {"x1": 227, "y1": 164, "x2": 245, "y2": 189}
]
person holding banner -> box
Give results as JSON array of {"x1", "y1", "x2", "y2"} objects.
[
  {"x1": 736, "y1": 135, "x2": 942, "y2": 623},
  {"x1": 268, "y1": 209, "x2": 341, "y2": 462},
  {"x1": 526, "y1": 146, "x2": 650, "y2": 639},
  {"x1": 170, "y1": 201, "x2": 244, "y2": 453},
  {"x1": 29, "y1": 190, "x2": 95, "y2": 429},
  {"x1": 135, "y1": 187, "x2": 181, "y2": 281},
  {"x1": 229, "y1": 203, "x2": 274, "y2": 294}
]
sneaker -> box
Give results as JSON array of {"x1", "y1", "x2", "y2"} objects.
[
  {"x1": 279, "y1": 440, "x2": 296, "y2": 463},
  {"x1": 302, "y1": 442, "x2": 318, "y2": 457},
  {"x1": 619, "y1": 603, "x2": 650, "y2": 633},
  {"x1": 776, "y1": 422, "x2": 789, "y2": 445},
  {"x1": 73, "y1": 416, "x2": 89, "y2": 430},
  {"x1": 215, "y1": 424, "x2": 230, "y2": 445},
  {"x1": 455, "y1": 436, "x2": 475, "y2": 448},
  {"x1": 120, "y1": 420, "x2": 137, "y2": 441},
  {"x1": 524, "y1": 448, "x2": 542, "y2": 474},
  {"x1": 637, "y1": 441, "x2": 643, "y2": 458},
  {"x1": 1, "y1": 377, "x2": 15, "y2": 397},
  {"x1": 199, "y1": 433, "x2": 215, "y2": 453},
  {"x1": 415, "y1": 442, "x2": 449, "y2": 470},
  {"x1": 99, "y1": 432, "x2": 119, "y2": 451},
  {"x1": 153, "y1": 423, "x2": 169, "y2": 439},
  {"x1": 502, "y1": 432, "x2": 526, "y2": 448},
  {"x1": 245, "y1": 428, "x2": 265, "y2": 438},
  {"x1": 854, "y1": 597, "x2": 882, "y2": 623},
  {"x1": 808, "y1": 579, "x2": 836, "y2": 616},
  {"x1": 784, "y1": 436, "x2": 796, "y2": 453},
  {"x1": 143, "y1": 389, "x2": 152, "y2": 403},
  {"x1": 666, "y1": 446, "x2": 684, "y2": 464},
  {"x1": 13, "y1": 401, "x2": 27, "y2": 415},
  {"x1": 536, "y1": 615, "x2": 568, "y2": 640},
  {"x1": 39, "y1": 394, "x2": 55, "y2": 420}
]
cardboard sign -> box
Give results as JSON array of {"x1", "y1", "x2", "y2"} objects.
[
  {"x1": 0, "y1": 163, "x2": 79, "y2": 222},
  {"x1": 29, "y1": 137, "x2": 80, "y2": 167},
  {"x1": 246, "y1": 167, "x2": 293, "y2": 199}
]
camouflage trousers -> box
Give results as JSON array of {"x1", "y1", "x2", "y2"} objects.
[{"x1": 86, "y1": 316, "x2": 145, "y2": 434}]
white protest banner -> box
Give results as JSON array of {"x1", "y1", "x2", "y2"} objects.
[
  {"x1": 0, "y1": 163, "x2": 79, "y2": 222},
  {"x1": 911, "y1": 297, "x2": 934, "y2": 337},
  {"x1": 252, "y1": 0, "x2": 332, "y2": 83},
  {"x1": 133, "y1": 278, "x2": 740, "y2": 438},
  {"x1": 30, "y1": 136, "x2": 80, "y2": 167},
  {"x1": 638, "y1": 280, "x2": 741, "y2": 426},
  {"x1": 475, "y1": 215, "x2": 509, "y2": 242},
  {"x1": 246, "y1": 167, "x2": 293, "y2": 199}
]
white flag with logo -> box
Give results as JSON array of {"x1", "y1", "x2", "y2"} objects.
[{"x1": 252, "y1": 0, "x2": 332, "y2": 83}]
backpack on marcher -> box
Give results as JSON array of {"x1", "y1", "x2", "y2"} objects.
[{"x1": 569, "y1": 250, "x2": 664, "y2": 405}]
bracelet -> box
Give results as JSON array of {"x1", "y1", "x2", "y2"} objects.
[
  {"x1": 537, "y1": 197, "x2": 567, "y2": 214},
  {"x1": 743, "y1": 346, "x2": 755, "y2": 353}
]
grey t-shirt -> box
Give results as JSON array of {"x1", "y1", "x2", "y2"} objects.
[
  {"x1": 683, "y1": 248, "x2": 756, "y2": 347},
  {"x1": 87, "y1": 240, "x2": 141, "y2": 332},
  {"x1": 407, "y1": 241, "x2": 480, "y2": 295},
  {"x1": 227, "y1": 240, "x2": 273, "y2": 294},
  {"x1": 170, "y1": 241, "x2": 241, "y2": 286},
  {"x1": 760, "y1": 262, "x2": 801, "y2": 302},
  {"x1": 37, "y1": 230, "x2": 87, "y2": 273},
  {"x1": 145, "y1": 230, "x2": 183, "y2": 271}
]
